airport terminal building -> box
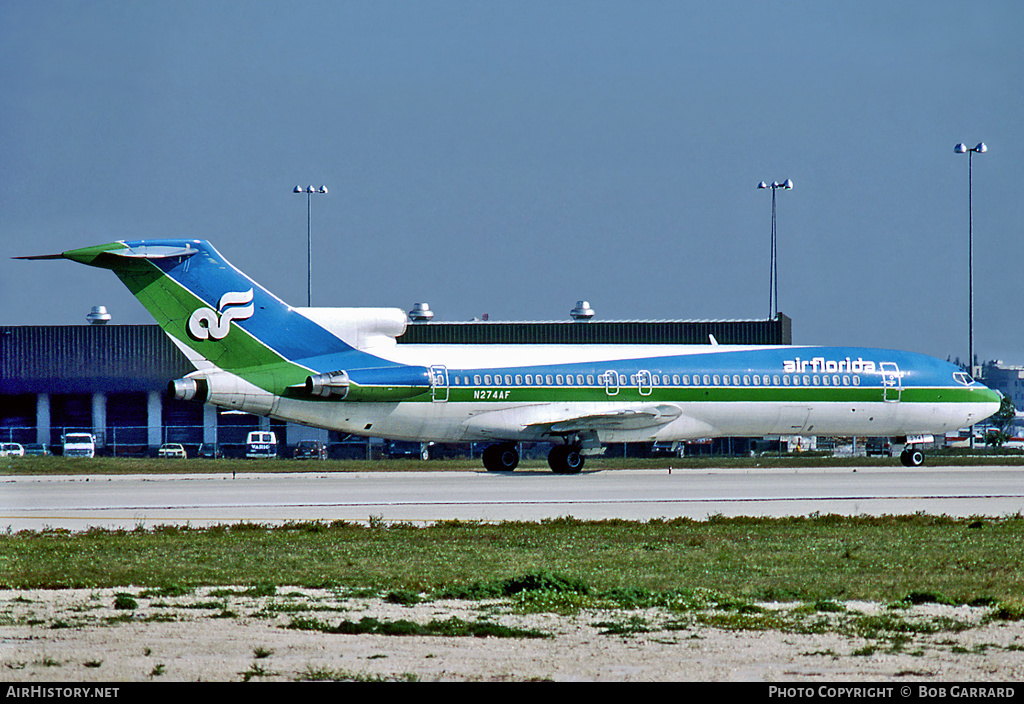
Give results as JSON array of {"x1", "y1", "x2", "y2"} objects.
[{"x1": 1, "y1": 314, "x2": 794, "y2": 456}]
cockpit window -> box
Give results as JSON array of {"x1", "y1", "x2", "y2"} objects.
[{"x1": 953, "y1": 371, "x2": 973, "y2": 386}]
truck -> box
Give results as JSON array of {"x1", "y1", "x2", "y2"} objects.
[{"x1": 63, "y1": 433, "x2": 96, "y2": 458}]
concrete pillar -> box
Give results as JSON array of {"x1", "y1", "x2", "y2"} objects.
[
  {"x1": 147, "y1": 391, "x2": 162, "y2": 450},
  {"x1": 203, "y1": 404, "x2": 218, "y2": 446},
  {"x1": 36, "y1": 393, "x2": 50, "y2": 447},
  {"x1": 91, "y1": 392, "x2": 107, "y2": 448}
]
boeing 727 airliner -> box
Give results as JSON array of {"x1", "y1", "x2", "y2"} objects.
[{"x1": 19, "y1": 239, "x2": 1001, "y2": 472}]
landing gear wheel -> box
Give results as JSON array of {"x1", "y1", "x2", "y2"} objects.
[
  {"x1": 548, "y1": 445, "x2": 584, "y2": 474},
  {"x1": 483, "y1": 443, "x2": 519, "y2": 472},
  {"x1": 900, "y1": 448, "x2": 924, "y2": 467}
]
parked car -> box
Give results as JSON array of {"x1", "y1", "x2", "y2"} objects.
[
  {"x1": 197, "y1": 443, "x2": 221, "y2": 459},
  {"x1": 865, "y1": 438, "x2": 893, "y2": 457},
  {"x1": 158, "y1": 442, "x2": 187, "y2": 459},
  {"x1": 293, "y1": 439, "x2": 327, "y2": 460},
  {"x1": 0, "y1": 442, "x2": 25, "y2": 457},
  {"x1": 650, "y1": 441, "x2": 683, "y2": 458},
  {"x1": 384, "y1": 440, "x2": 428, "y2": 459},
  {"x1": 22, "y1": 443, "x2": 50, "y2": 456}
]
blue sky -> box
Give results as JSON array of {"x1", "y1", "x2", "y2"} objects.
[{"x1": 2, "y1": 1, "x2": 1022, "y2": 365}]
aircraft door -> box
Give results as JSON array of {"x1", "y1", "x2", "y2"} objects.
[
  {"x1": 637, "y1": 370, "x2": 653, "y2": 396},
  {"x1": 880, "y1": 362, "x2": 902, "y2": 402},
  {"x1": 602, "y1": 369, "x2": 619, "y2": 396},
  {"x1": 430, "y1": 365, "x2": 449, "y2": 402}
]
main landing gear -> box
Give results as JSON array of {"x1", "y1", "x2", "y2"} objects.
[
  {"x1": 480, "y1": 442, "x2": 585, "y2": 474},
  {"x1": 548, "y1": 445, "x2": 585, "y2": 474},
  {"x1": 482, "y1": 443, "x2": 519, "y2": 472}
]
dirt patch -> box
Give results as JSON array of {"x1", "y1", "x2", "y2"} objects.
[{"x1": 2, "y1": 588, "x2": 1023, "y2": 682}]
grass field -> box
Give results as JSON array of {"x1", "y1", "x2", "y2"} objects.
[
  {"x1": 3, "y1": 454, "x2": 1023, "y2": 612},
  {"x1": 3, "y1": 515, "x2": 1023, "y2": 608}
]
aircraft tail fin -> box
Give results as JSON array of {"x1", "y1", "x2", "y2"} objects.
[{"x1": 25, "y1": 239, "x2": 356, "y2": 375}]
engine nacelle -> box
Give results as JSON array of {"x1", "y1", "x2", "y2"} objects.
[
  {"x1": 304, "y1": 366, "x2": 432, "y2": 402},
  {"x1": 168, "y1": 371, "x2": 274, "y2": 415},
  {"x1": 306, "y1": 370, "x2": 351, "y2": 399},
  {"x1": 169, "y1": 376, "x2": 209, "y2": 403}
]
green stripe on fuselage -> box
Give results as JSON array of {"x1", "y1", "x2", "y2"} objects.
[{"x1": 383, "y1": 384, "x2": 995, "y2": 404}]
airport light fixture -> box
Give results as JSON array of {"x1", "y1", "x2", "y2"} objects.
[
  {"x1": 954, "y1": 142, "x2": 986, "y2": 449},
  {"x1": 757, "y1": 179, "x2": 793, "y2": 320},
  {"x1": 293, "y1": 185, "x2": 328, "y2": 307}
]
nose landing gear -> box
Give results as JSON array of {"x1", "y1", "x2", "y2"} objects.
[{"x1": 900, "y1": 447, "x2": 924, "y2": 467}]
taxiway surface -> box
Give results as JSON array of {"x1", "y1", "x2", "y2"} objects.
[{"x1": 3, "y1": 466, "x2": 1023, "y2": 530}]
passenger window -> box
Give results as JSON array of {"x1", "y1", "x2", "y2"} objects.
[
  {"x1": 773, "y1": 375, "x2": 781, "y2": 385},
  {"x1": 576, "y1": 375, "x2": 584, "y2": 385},
  {"x1": 803, "y1": 375, "x2": 811, "y2": 386},
  {"x1": 721, "y1": 375, "x2": 730, "y2": 386},
  {"x1": 703, "y1": 375, "x2": 711, "y2": 385},
  {"x1": 752, "y1": 375, "x2": 760, "y2": 386},
  {"x1": 566, "y1": 375, "x2": 574, "y2": 386},
  {"x1": 484, "y1": 374, "x2": 492, "y2": 385},
  {"x1": 783, "y1": 375, "x2": 791, "y2": 386},
  {"x1": 546, "y1": 374, "x2": 554, "y2": 385},
  {"x1": 587, "y1": 375, "x2": 595, "y2": 385},
  {"x1": 474, "y1": 375, "x2": 482, "y2": 385}
]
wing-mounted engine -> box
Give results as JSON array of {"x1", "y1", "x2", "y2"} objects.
[{"x1": 304, "y1": 366, "x2": 432, "y2": 402}]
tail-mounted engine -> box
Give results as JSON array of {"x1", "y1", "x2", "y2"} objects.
[
  {"x1": 168, "y1": 370, "x2": 275, "y2": 415},
  {"x1": 306, "y1": 370, "x2": 351, "y2": 398},
  {"x1": 305, "y1": 366, "x2": 432, "y2": 402}
]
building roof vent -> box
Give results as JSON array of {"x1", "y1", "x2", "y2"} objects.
[
  {"x1": 408, "y1": 302, "x2": 434, "y2": 322},
  {"x1": 570, "y1": 300, "x2": 594, "y2": 321},
  {"x1": 86, "y1": 305, "x2": 111, "y2": 325}
]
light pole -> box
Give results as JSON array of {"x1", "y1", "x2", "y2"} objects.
[
  {"x1": 954, "y1": 142, "x2": 986, "y2": 448},
  {"x1": 757, "y1": 179, "x2": 793, "y2": 320},
  {"x1": 293, "y1": 185, "x2": 328, "y2": 307}
]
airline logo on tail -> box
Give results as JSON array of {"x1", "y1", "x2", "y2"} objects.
[{"x1": 187, "y1": 288, "x2": 254, "y2": 340}]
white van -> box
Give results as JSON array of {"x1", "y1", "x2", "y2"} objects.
[
  {"x1": 63, "y1": 433, "x2": 96, "y2": 458},
  {"x1": 245, "y1": 431, "x2": 278, "y2": 459}
]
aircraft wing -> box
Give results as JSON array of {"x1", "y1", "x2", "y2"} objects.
[
  {"x1": 536, "y1": 405, "x2": 683, "y2": 433},
  {"x1": 463, "y1": 403, "x2": 686, "y2": 441}
]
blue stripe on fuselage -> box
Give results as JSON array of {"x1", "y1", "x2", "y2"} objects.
[{"x1": 443, "y1": 347, "x2": 965, "y2": 389}]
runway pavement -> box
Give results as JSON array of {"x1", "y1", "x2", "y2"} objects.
[{"x1": 3, "y1": 466, "x2": 1024, "y2": 531}]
